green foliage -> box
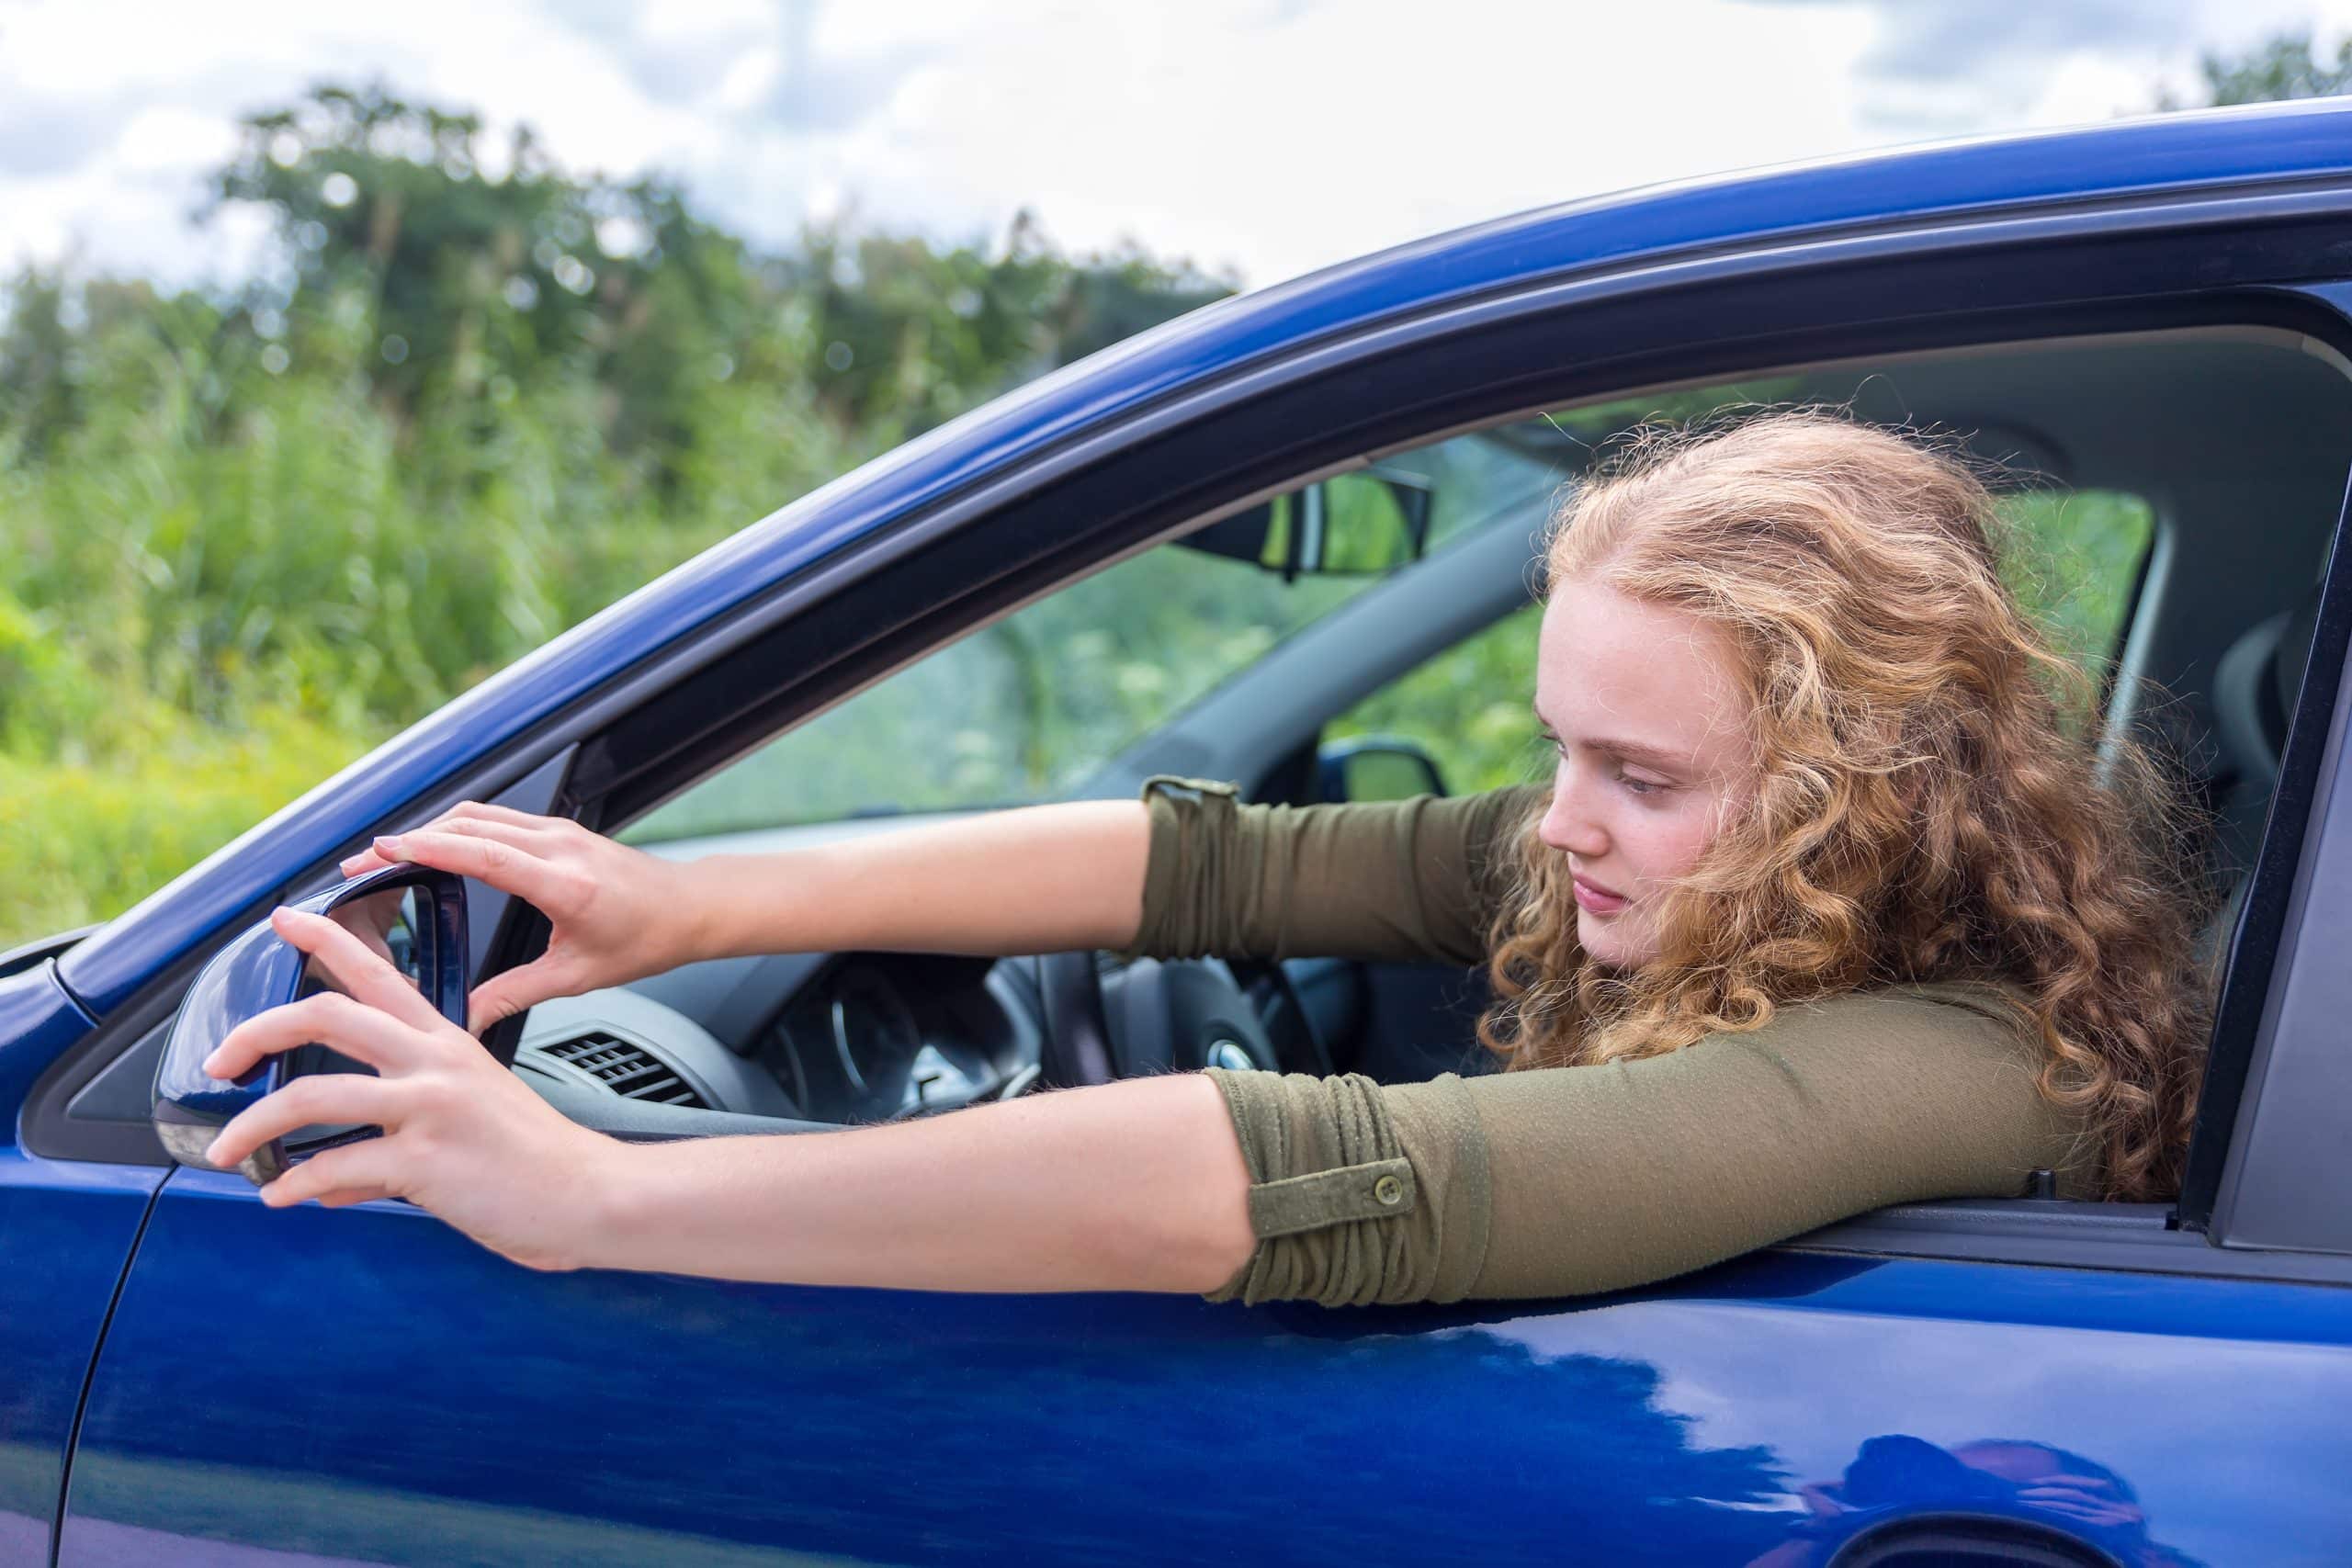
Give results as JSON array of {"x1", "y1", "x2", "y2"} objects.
[
  {"x1": 1996, "y1": 490, "x2": 2154, "y2": 671},
  {"x1": 0, "y1": 83, "x2": 1231, "y2": 949},
  {"x1": 626, "y1": 547, "x2": 1371, "y2": 841},
  {"x1": 1327, "y1": 604, "x2": 1549, "y2": 796},
  {"x1": 2160, "y1": 28, "x2": 2352, "y2": 108},
  {"x1": 0, "y1": 705, "x2": 371, "y2": 943}
]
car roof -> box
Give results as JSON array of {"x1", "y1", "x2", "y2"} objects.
[{"x1": 60, "y1": 97, "x2": 2352, "y2": 1013}]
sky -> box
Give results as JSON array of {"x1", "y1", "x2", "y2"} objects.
[{"x1": 4, "y1": 0, "x2": 2351, "y2": 294}]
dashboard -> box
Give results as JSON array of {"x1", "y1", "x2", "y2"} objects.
[{"x1": 514, "y1": 949, "x2": 1050, "y2": 1128}]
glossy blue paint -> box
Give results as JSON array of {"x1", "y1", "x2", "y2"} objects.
[
  {"x1": 0, "y1": 965, "x2": 161, "y2": 1562},
  {"x1": 61, "y1": 1172, "x2": 2352, "y2": 1566},
  {"x1": 53, "y1": 97, "x2": 2352, "y2": 1018}
]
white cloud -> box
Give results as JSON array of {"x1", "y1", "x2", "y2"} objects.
[{"x1": 6, "y1": 0, "x2": 2352, "y2": 292}]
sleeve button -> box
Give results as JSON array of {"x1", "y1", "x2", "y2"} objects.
[{"x1": 1374, "y1": 1174, "x2": 1405, "y2": 1206}]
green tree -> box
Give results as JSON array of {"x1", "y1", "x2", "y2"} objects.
[
  {"x1": 0, "y1": 82, "x2": 1243, "y2": 946},
  {"x1": 2159, "y1": 28, "x2": 2352, "y2": 108}
]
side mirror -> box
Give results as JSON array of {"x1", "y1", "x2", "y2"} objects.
[
  {"x1": 1180, "y1": 466, "x2": 1436, "y2": 579},
  {"x1": 152, "y1": 865, "x2": 467, "y2": 1184},
  {"x1": 1317, "y1": 736, "x2": 1448, "y2": 803}
]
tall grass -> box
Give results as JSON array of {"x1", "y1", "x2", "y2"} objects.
[{"x1": 0, "y1": 276, "x2": 876, "y2": 948}]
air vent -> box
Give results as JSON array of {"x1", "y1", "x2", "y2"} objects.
[{"x1": 537, "y1": 1032, "x2": 706, "y2": 1107}]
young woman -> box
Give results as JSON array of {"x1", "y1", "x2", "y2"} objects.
[{"x1": 198, "y1": 412, "x2": 2212, "y2": 1306}]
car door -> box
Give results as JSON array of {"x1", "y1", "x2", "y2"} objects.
[
  {"x1": 0, "y1": 957, "x2": 163, "y2": 1565},
  {"x1": 47, "y1": 130, "x2": 2352, "y2": 1565}
]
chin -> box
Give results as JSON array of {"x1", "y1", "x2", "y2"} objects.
[{"x1": 1576, "y1": 909, "x2": 1652, "y2": 969}]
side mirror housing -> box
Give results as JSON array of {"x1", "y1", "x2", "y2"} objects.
[
  {"x1": 152, "y1": 865, "x2": 467, "y2": 1184},
  {"x1": 1317, "y1": 736, "x2": 1448, "y2": 803}
]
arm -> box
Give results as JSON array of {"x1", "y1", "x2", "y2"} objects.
[
  {"x1": 347, "y1": 781, "x2": 1540, "y2": 1030},
  {"x1": 1121, "y1": 778, "x2": 1545, "y2": 965},
  {"x1": 682, "y1": 799, "x2": 1156, "y2": 961},
  {"x1": 1207, "y1": 985, "x2": 2092, "y2": 1307},
  {"x1": 343, "y1": 798, "x2": 1155, "y2": 1031},
  {"x1": 204, "y1": 908, "x2": 1256, "y2": 1291}
]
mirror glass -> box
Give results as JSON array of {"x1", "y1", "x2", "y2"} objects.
[{"x1": 297, "y1": 884, "x2": 431, "y2": 1001}]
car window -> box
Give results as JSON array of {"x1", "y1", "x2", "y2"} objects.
[
  {"x1": 624, "y1": 425, "x2": 1566, "y2": 842},
  {"x1": 1319, "y1": 485, "x2": 2154, "y2": 800},
  {"x1": 1997, "y1": 488, "x2": 2154, "y2": 667},
  {"x1": 1326, "y1": 603, "x2": 1548, "y2": 795}
]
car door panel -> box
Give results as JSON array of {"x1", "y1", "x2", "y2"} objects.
[
  {"x1": 0, "y1": 965, "x2": 164, "y2": 1563},
  {"x1": 62, "y1": 1166, "x2": 2352, "y2": 1565}
]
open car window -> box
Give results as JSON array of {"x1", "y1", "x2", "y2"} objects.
[{"x1": 621, "y1": 423, "x2": 1566, "y2": 842}]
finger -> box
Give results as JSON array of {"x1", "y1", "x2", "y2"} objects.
[
  {"x1": 466, "y1": 955, "x2": 578, "y2": 1034},
  {"x1": 205, "y1": 990, "x2": 428, "y2": 1083},
  {"x1": 207, "y1": 1074, "x2": 408, "y2": 1171},
  {"x1": 273, "y1": 908, "x2": 445, "y2": 1032},
  {"x1": 429, "y1": 816, "x2": 565, "y2": 856},
  {"x1": 368, "y1": 829, "x2": 576, "y2": 908},
  {"x1": 342, "y1": 802, "x2": 577, "y2": 876},
  {"x1": 383, "y1": 805, "x2": 571, "y2": 859},
  {"x1": 436, "y1": 799, "x2": 571, "y2": 832},
  {"x1": 341, "y1": 923, "x2": 398, "y2": 969},
  {"x1": 259, "y1": 1141, "x2": 404, "y2": 1208}
]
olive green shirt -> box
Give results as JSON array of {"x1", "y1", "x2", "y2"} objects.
[{"x1": 1123, "y1": 777, "x2": 2097, "y2": 1308}]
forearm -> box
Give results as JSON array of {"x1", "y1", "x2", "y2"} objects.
[
  {"x1": 680, "y1": 800, "x2": 1151, "y2": 961},
  {"x1": 578, "y1": 1072, "x2": 1254, "y2": 1292}
]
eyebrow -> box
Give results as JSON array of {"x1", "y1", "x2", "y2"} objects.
[{"x1": 1532, "y1": 709, "x2": 1692, "y2": 773}]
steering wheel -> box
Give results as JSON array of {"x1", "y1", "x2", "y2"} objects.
[{"x1": 1035, "y1": 950, "x2": 1317, "y2": 1088}]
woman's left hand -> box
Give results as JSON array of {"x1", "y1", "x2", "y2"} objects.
[{"x1": 202, "y1": 906, "x2": 622, "y2": 1272}]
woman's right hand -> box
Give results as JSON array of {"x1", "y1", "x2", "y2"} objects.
[{"x1": 338, "y1": 803, "x2": 705, "y2": 1033}]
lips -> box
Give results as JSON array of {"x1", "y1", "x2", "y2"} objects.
[{"x1": 1571, "y1": 873, "x2": 1628, "y2": 916}]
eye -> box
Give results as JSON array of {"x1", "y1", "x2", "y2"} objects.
[{"x1": 1616, "y1": 770, "x2": 1670, "y2": 797}]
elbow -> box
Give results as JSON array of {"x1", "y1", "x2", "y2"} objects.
[
  {"x1": 1171, "y1": 1193, "x2": 1258, "y2": 1294},
  {"x1": 1109, "y1": 1072, "x2": 1260, "y2": 1295}
]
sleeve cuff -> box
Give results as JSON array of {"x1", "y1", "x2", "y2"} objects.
[
  {"x1": 1200, "y1": 1066, "x2": 1484, "y2": 1308},
  {"x1": 1114, "y1": 775, "x2": 1240, "y2": 963}
]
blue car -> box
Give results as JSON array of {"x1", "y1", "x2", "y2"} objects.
[{"x1": 10, "y1": 98, "x2": 2352, "y2": 1566}]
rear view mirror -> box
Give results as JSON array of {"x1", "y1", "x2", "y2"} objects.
[
  {"x1": 152, "y1": 866, "x2": 467, "y2": 1184},
  {"x1": 1181, "y1": 466, "x2": 1436, "y2": 578}
]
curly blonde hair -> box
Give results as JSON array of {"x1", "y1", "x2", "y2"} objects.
[{"x1": 1476, "y1": 411, "x2": 2212, "y2": 1201}]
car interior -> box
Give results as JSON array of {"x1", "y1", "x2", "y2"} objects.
[{"x1": 479, "y1": 324, "x2": 2352, "y2": 1182}]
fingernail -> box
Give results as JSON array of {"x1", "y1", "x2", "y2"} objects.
[
  {"x1": 203, "y1": 1137, "x2": 227, "y2": 1165},
  {"x1": 373, "y1": 834, "x2": 401, "y2": 851},
  {"x1": 201, "y1": 1049, "x2": 223, "y2": 1076}
]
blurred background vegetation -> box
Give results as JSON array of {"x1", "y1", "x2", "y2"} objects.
[{"x1": 0, "y1": 35, "x2": 2328, "y2": 948}]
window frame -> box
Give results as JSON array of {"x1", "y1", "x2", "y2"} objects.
[
  {"x1": 24, "y1": 185, "x2": 2352, "y2": 1280},
  {"x1": 555, "y1": 306, "x2": 2352, "y2": 1282}
]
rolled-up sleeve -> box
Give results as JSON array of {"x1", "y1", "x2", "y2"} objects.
[
  {"x1": 1203, "y1": 1067, "x2": 1493, "y2": 1307},
  {"x1": 1201, "y1": 987, "x2": 2095, "y2": 1308},
  {"x1": 1120, "y1": 777, "x2": 1543, "y2": 966}
]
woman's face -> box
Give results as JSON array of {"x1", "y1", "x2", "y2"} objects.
[{"x1": 1533, "y1": 575, "x2": 1755, "y2": 968}]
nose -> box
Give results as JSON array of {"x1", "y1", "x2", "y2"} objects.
[{"x1": 1538, "y1": 763, "x2": 1610, "y2": 860}]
